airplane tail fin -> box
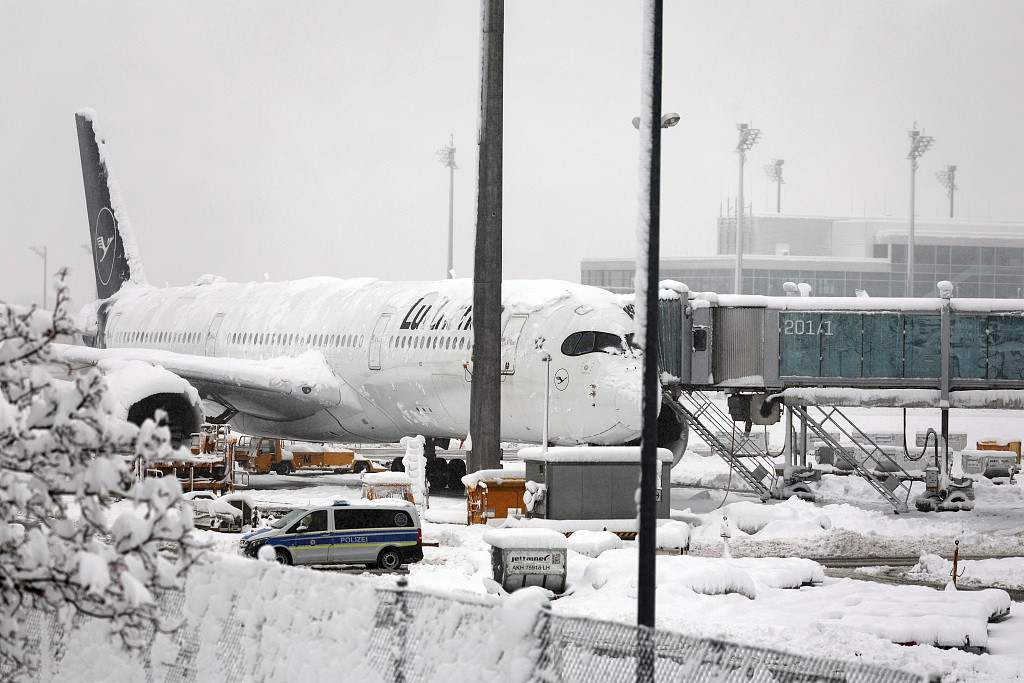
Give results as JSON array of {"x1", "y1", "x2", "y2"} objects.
[{"x1": 75, "y1": 109, "x2": 147, "y2": 299}]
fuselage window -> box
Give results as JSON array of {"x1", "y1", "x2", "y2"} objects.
[
  {"x1": 459, "y1": 338, "x2": 465, "y2": 349},
  {"x1": 358, "y1": 335, "x2": 363, "y2": 347}
]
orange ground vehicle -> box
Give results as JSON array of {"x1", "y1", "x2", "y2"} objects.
[
  {"x1": 464, "y1": 467, "x2": 527, "y2": 525},
  {"x1": 235, "y1": 436, "x2": 389, "y2": 475},
  {"x1": 139, "y1": 424, "x2": 243, "y2": 494}
]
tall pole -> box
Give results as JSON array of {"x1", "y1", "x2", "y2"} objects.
[
  {"x1": 438, "y1": 135, "x2": 458, "y2": 277},
  {"x1": 733, "y1": 124, "x2": 760, "y2": 294},
  {"x1": 776, "y1": 169, "x2": 782, "y2": 213},
  {"x1": 635, "y1": 3, "x2": 662, "y2": 678},
  {"x1": 736, "y1": 146, "x2": 744, "y2": 294},
  {"x1": 541, "y1": 351, "x2": 551, "y2": 453},
  {"x1": 908, "y1": 157, "x2": 916, "y2": 297},
  {"x1": 764, "y1": 159, "x2": 784, "y2": 214},
  {"x1": 906, "y1": 128, "x2": 934, "y2": 297},
  {"x1": 469, "y1": 0, "x2": 503, "y2": 475},
  {"x1": 937, "y1": 165, "x2": 957, "y2": 219}
]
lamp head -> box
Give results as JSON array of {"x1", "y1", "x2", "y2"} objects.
[{"x1": 660, "y1": 112, "x2": 680, "y2": 128}]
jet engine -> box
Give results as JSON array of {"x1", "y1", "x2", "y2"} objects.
[{"x1": 102, "y1": 361, "x2": 204, "y2": 448}]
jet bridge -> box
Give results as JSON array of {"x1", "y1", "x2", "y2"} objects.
[{"x1": 654, "y1": 281, "x2": 1022, "y2": 512}]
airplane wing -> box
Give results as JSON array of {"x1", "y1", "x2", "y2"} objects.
[{"x1": 52, "y1": 344, "x2": 359, "y2": 422}]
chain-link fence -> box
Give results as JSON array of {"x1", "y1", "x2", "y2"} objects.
[{"x1": 8, "y1": 578, "x2": 931, "y2": 683}]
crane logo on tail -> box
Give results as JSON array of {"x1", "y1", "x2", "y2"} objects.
[{"x1": 93, "y1": 206, "x2": 118, "y2": 286}]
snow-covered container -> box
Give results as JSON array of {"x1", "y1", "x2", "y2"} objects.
[
  {"x1": 483, "y1": 528, "x2": 568, "y2": 594},
  {"x1": 827, "y1": 445, "x2": 931, "y2": 474},
  {"x1": 520, "y1": 446, "x2": 673, "y2": 521},
  {"x1": 463, "y1": 464, "x2": 526, "y2": 525},
  {"x1": 916, "y1": 431, "x2": 967, "y2": 452},
  {"x1": 361, "y1": 472, "x2": 415, "y2": 503},
  {"x1": 961, "y1": 449, "x2": 1019, "y2": 479},
  {"x1": 976, "y1": 438, "x2": 1021, "y2": 464}
]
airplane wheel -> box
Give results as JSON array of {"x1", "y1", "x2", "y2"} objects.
[
  {"x1": 426, "y1": 459, "x2": 449, "y2": 490},
  {"x1": 447, "y1": 459, "x2": 467, "y2": 491}
]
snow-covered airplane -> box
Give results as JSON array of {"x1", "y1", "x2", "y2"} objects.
[{"x1": 57, "y1": 110, "x2": 685, "y2": 459}]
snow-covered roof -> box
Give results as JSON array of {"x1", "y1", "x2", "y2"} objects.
[{"x1": 482, "y1": 528, "x2": 568, "y2": 550}]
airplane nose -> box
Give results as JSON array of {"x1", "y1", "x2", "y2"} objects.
[{"x1": 612, "y1": 367, "x2": 643, "y2": 431}]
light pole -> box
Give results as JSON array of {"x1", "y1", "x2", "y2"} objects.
[
  {"x1": 437, "y1": 135, "x2": 458, "y2": 278},
  {"x1": 936, "y1": 165, "x2": 957, "y2": 219},
  {"x1": 906, "y1": 128, "x2": 934, "y2": 297},
  {"x1": 30, "y1": 246, "x2": 47, "y2": 309},
  {"x1": 540, "y1": 350, "x2": 552, "y2": 453},
  {"x1": 632, "y1": 112, "x2": 681, "y2": 131},
  {"x1": 734, "y1": 123, "x2": 761, "y2": 294},
  {"x1": 764, "y1": 158, "x2": 784, "y2": 213}
]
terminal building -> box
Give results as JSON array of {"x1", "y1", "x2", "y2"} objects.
[{"x1": 581, "y1": 214, "x2": 1024, "y2": 298}]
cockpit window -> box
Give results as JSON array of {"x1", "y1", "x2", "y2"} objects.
[{"x1": 561, "y1": 331, "x2": 640, "y2": 357}]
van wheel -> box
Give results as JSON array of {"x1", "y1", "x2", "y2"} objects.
[
  {"x1": 274, "y1": 548, "x2": 292, "y2": 566},
  {"x1": 377, "y1": 548, "x2": 402, "y2": 571}
]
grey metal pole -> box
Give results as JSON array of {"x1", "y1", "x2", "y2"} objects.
[
  {"x1": 735, "y1": 150, "x2": 745, "y2": 295},
  {"x1": 908, "y1": 157, "x2": 916, "y2": 297},
  {"x1": 636, "y1": 3, "x2": 663, "y2": 677},
  {"x1": 469, "y1": 0, "x2": 504, "y2": 475},
  {"x1": 776, "y1": 172, "x2": 782, "y2": 214},
  {"x1": 541, "y1": 351, "x2": 551, "y2": 452},
  {"x1": 949, "y1": 168, "x2": 955, "y2": 219}
]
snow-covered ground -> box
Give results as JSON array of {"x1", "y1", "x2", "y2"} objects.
[
  {"x1": 181, "y1": 453, "x2": 1024, "y2": 682},
  {"x1": 83, "y1": 403, "x2": 1024, "y2": 682}
]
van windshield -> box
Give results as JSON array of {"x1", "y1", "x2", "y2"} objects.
[{"x1": 272, "y1": 508, "x2": 309, "y2": 529}]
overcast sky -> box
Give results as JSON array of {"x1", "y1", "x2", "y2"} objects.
[{"x1": 2, "y1": 1, "x2": 1023, "y2": 308}]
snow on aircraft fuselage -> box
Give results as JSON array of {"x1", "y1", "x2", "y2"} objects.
[{"x1": 57, "y1": 110, "x2": 648, "y2": 451}]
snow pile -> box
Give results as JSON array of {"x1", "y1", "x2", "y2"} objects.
[
  {"x1": 656, "y1": 521, "x2": 691, "y2": 552},
  {"x1": 816, "y1": 584, "x2": 1009, "y2": 648},
  {"x1": 581, "y1": 549, "x2": 822, "y2": 600},
  {"x1": 361, "y1": 471, "x2": 413, "y2": 485},
  {"x1": 399, "y1": 435, "x2": 426, "y2": 506},
  {"x1": 906, "y1": 553, "x2": 1024, "y2": 593},
  {"x1": 523, "y1": 480, "x2": 546, "y2": 513},
  {"x1": 483, "y1": 528, "x2": 568, "y2": 550},
  {"x1": 567, "y1": 530, "x2": 622, "y2": 558},
  {"x1": 462, "y1": 464, "x2": 526, "y2": 490},
  {"x1": 671, "y1": 448, "x2": 756, "y2": 490},
  {"x1": 692, "y1": 500, "x2": 831, "y2": 541},
  {"x1": 50, "y1": 556, "x2": 550, "y2": 682}
]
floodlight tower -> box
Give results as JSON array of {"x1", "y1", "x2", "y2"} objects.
[
  {"x1": 734, "y1": 123, "x2": 761, "y2": 294},
  {"x1": 936, "y1": 165, "x2": 957, "y2": 218},
  {"x1": 763, "y1": 158, "x2": 784, "y2": 213},
  {"x1": 906, "y1": 128, "x2": 934, "y2": 297},
  {"x1": 437, "y1": 135, "x2": 458, "y2": 278}
]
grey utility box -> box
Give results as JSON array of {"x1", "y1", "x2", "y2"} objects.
[
  {"x1": 520, "y1": 446, "x2": 673, "y2": 520},
  {"x1": 483, "y1": 528, "x2": 568, "y2": 594}
]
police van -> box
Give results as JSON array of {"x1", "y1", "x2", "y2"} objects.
[{"x1": 240, "y1": 499, "x2": 423, "y2": 570}]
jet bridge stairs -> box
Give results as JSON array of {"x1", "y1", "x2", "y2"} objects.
[{"x1": 670, "y1": 392, "x2": 916, "y2": 513}]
